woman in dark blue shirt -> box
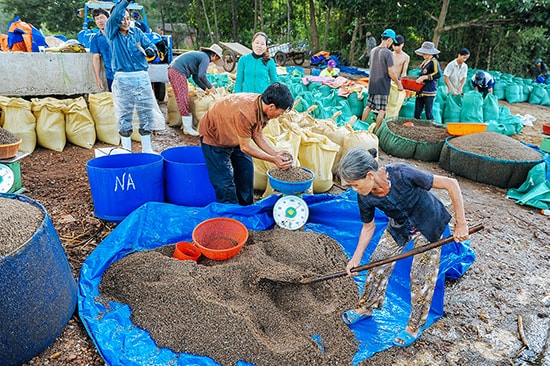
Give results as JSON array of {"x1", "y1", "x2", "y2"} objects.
[
  {"x1": 413, "y1": 41, "x2": 441, "y2": 120},
  {"x1": 337, "y1": 147, "x2": 469, "y2": 347}
]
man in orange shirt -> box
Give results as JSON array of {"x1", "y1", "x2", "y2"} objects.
[{"x1": 199, "y1": 82, "x2": 294, "y2": 205}]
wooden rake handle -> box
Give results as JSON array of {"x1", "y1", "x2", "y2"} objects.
[{"x1": 301, "y1": 223, "x2": 484, "y2": 284}]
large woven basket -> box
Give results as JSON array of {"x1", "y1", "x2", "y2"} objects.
[{"x1": 0, "y1": 139, "x2": 22, "y2": 159}]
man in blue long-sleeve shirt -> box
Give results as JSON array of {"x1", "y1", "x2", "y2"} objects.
[{"x1": 105, "y1": 0, "x2": 160, "y2": 153}]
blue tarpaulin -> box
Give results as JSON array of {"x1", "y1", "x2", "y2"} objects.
[{"x1": 78, "y1": 190, "x2": 475, "y2": 365}]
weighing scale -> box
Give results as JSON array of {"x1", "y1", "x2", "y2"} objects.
[
  {"x1": 273, "y1": 195, "x2": 310, "y2": 231},
  {"x1": 267, "y1": 167, "x2": 314, "y2": 231},
  {"x1": 0, "y1": 151, "x2": 29, "y2": 194}
]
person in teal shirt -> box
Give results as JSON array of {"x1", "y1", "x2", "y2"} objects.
[{"x1": 234, "y1": 32, "x2": 278, "y2": 93}]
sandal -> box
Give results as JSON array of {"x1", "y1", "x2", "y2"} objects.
[
  {"x1": 341, "y1": 309, "x2": 370, "y2": 325},
  {"x1": 393, "y1": 329, "x2": 422, "y2": 347}
]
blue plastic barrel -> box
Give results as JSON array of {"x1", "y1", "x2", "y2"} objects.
[
  {"x1": 0, "y1": 194, "x2": 77, "y2": 366},
  {"x1": 86, "y1": 153, "x2": 164, "y2": 222},
  {"x1": 161, "y1": 146, "x2": 216, "y2": 207}
]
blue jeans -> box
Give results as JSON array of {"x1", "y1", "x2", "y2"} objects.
[{"x1": 200, "y1": 138, "x2": 254, "y2": 205}]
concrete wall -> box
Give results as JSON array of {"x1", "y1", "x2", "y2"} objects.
[{"x1": 0, "y1": 53, "x2": 168, "y2": 97}]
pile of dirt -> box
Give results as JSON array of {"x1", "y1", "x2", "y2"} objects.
[
  {"x1": 448, "y1": 131, "x2": 543, "y2": 161},
  {"x1": 0, "y1": 197, "x2": 44, "y2": 256},
  {"x1": 386, "y1": 119, "x2": 450, "y2": 143},
  {"x1": 100, "y1": 228, "x2": 359, "y2": 366}
]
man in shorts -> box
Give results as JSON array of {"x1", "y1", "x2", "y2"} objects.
[{"x1": 361, "y1": 29, "x2": 403, "y2": 133}]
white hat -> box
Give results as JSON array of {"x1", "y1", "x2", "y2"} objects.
[
  {"x1": 200, "y1": 44, "x2": 223, "y2": 59},
  {"x1": 415, "y1": 41, "x2": 440, "y2": 55}
]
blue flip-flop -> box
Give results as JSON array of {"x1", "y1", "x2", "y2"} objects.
[
  {"x1": 341, "y1": 309, "x2": 369, "y2": 325},
  {"x1": 393, "y1": 329, "x2": 422, "y2": 347}
]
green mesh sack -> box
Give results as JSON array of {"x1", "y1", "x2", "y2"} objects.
[
  {"x1": 488, "y1": 114, "x2": 523, "y2": 136},
  {"x1": 332, "y1": 102, "x2": 354, "y2": 126},
  {"x1": 347, "y1": 92, "x2": 365, "y2": 118},
  {"x1": 505, "y1": 83, "x2": 522, "y2": 103},
  {"x1": 289, "y1": 81, "x2": 307, "y2": 95},
  {"x1": 460, "y1": 91, "x2": 484, "y2": 122},
  {"x1": 435, "y1": 86, "x2": 447, "y2": 106},
  {"x1": 492, "y1": 82, "x2": 505, "y2": 100},
  {"x1": 307, "y1": 81, "x2": 323, "y2": 91},
  {"x1": 317, "y1": 85, "x2": 333, "y2": 97},
  {"x1": 353, "y1": 118, "x2": 373, "y2": 131},
  {"x1": 482, "y1": 93, "x2": 500, "y2": 122},
  {"x1": 418, "y1": 102, "x2": 443, "y2": 124},
  {"x1": 507, "y1": 163, "x2": 550, "y2": 210},
  {"x1": 408, "y1": 69, "x2": 421, "y2": 78},
  {"x1": 311, "y1": 100, "x2": 333, "y2": 119},
  {"x1": 528, "y1": 85, "x2": 547, "y2": 105},
  {"x1": 293, "y1": 97, "x2": 309, "y2": 113},
  {"x1": 443, "y1": 94, "x2": 462, "y2": 123},
  {"x1": 206, "y1": 73, "x2": 231, "y2": 88},
  {"x1": 541, "y1": 88, "x2": 550, "y2": 106},
  {"x1": 520, "y1": 84, "x2": 532, "y2": 103},
  {"x1": 398, "y1": 98, "x2": 415, "y2": 118}
]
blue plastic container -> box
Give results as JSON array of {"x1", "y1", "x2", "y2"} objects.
[
  {"x1": 161, "y1": 146, "x2": 216, "y2": 207},
  {"x1": 0, "y1": 194, "x2": 77, "y2": 366},
  {"x1": 267, "y1": 167, "x2": 314, "y2": 195},
  {"x1": 86, "y1": 153, "x2": 164, "y2": 222}
]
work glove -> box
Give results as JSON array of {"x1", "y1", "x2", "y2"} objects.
[{"x1": 145, "y1": 47, "x2": 156, "y2": 58}]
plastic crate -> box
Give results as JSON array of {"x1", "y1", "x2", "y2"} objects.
[{"x1": 446, "y1": 123, "x2": 487, "y2": 136}]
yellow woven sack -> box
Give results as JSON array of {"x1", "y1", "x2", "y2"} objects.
[
  {"x1": 251, "y1": 130, "x2": 301, "y2": 195},
  {"x1": 63, "y1": 97, "x2": 96, "y2": 149},
  {"x1": 337, "y1": 123, "x2": 379, "y2": 186},
  {"x1": 166, "y1": 85, "x2": 182, "y2": 127},
  {"x1": 0, "y1": 97, "x2": 37, "y2": 153},
  {"x1": 88, "y1": 92, "x2": 120, "y2": 146},
  {"x1": 31, "y1": 97, "x2": 66, "y2": 152},
  {"x1": 0, "y1": 96, "x2": 7, "y2": 128},
  {"x1": 386, "y1": 82, "x2": 407, "y2": 118},
  {"x1": 297, "y1": 128, "x2": 340, "y2": 193}
]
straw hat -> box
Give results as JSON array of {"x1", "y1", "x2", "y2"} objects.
[
  {"x1": 200, "y1": 44, "x2": 223, "y2": 59},
  {"x1": 415, "y1": 41, "x2": 440, "y2": 55}
]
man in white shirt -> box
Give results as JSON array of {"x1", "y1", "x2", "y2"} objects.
[{"x1": 444, "y1": 48, "x2": 470, "y2": 95}]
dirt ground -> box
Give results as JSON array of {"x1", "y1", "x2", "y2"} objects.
[{"x1": 14, "y1": 99, "x2": 550, "y2": 366}]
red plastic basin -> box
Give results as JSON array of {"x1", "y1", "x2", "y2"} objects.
[{"x1": 192, "y1": 218, "x2": 248, "y2": 261}]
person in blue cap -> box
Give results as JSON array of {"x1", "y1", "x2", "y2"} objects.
[
  {"x1": 533, "y1": 58, "x2": 549, "y2": 84},
  {"x1": 471, "y1": 70, "x2": 495, "y2": 98},
  {"x1": 361, "y1": 29, "x2": 403, "y2": 133}
]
